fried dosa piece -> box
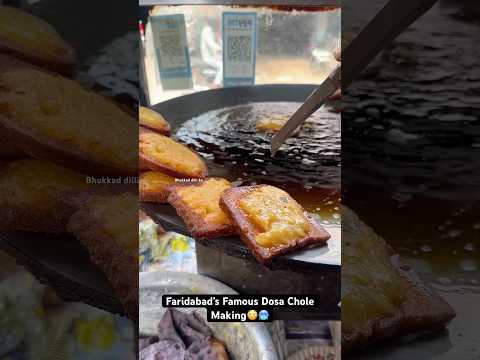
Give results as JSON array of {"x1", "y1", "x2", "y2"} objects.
[
  {"x1": 167, "y1": 178, "x2": 236, "y2": 239},
  {"x1": 0, "y1": 57, "x2": 30, "y2": 158},
  {"x1": 139, "y1": 106, "x2": 171, "y2": 136},
  {"x1": 67, "y1": 192, "x2": 138, "y2": 321},
  {"x1": 256, "y1": 116, "x2": 288, "y2": 133},
  {"x1": 138, "y1": 149, "x2": 151, "y2": 171},
  {"x1": 0, "y1": 6, "x2": 74, "y2": 74},
  {"x1": 0, "y1": 159, "x2": 88, "y2": 233},
  {"x1": 139, "y1": 126, "x2": 153, "y2": 135},
  {"x1": 256, "y1": 115, "x2": 302, "y2": 135},
  {"x1": 342, "y1": 207, "x2": 456, "y2": 353},
  {"x1": 220, "y1": 185, "x2": 330, "y2": 264},
  {"x1": 0, "y1": 69, "x2": 138, "y2": 176},
  {"x1": 139, "y1": 132, "x2": 207, "y2": 179},
  {"x1": 139, "y1": 171, "x2": 175, "y2": 203}
]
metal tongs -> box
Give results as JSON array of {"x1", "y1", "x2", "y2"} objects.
[{"x1": 270, "y1": 0, "x2": 439, "y2": 155}]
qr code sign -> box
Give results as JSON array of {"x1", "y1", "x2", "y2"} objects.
[
  {"x1": 159, "y1": 33, "x2": 184, "y2": 67},
  {"x1": 227, "y1": 36, "x2": 252, "y2": 62}
]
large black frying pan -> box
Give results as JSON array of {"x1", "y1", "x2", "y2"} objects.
[
  {"x1": 153, "y1": 84, "x2": 324, "y2": 125},
  {"x1": 141, "y1": 84, "x2": 341, "y2": 318},
  {"x1": 142, "y1": 83, "x2": 341, "y2": 267}
]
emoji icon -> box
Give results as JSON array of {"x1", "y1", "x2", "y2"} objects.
[
  {"x1": 247, "y1": 310, "x2": 258, "y2": 321},
  {"x1": 259, "y1": 310, "x2": 269, "y2": 321}
]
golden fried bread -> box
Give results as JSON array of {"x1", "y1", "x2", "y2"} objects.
[
  {"x1": 0, "y1": 159, "x2": 88, "y2": 233},
  {"x1": 139, "y1": 155, "x2": 150, "y2": 171},
  {"x1": 139, "y1": 171, "x2": 175, "y2": 203},
  {"x1": 0, "y1": 56, "x2": 32, "y2": 158},
  {"x1": 139, "y1": 106, "x2": 171, "y2": 136},
  {"x1": 0, "y1": 6, "x2": 74, "y2": 74},
  {"x1": 220, "y1": 185, "x2": 330, "y2": 264},
  {"x1": 0, "y1": 57, "x2": 28, "y2": 157},
  {"x1": 67, "y1": 192, "x2": 138, "y2": 321},
  {"x1": 256, "y1": 115, "x2": 301, "y2": 135},
  {"x1": 256, "y1": 116, "x2": 288, "y2": 133},
  {"x1": 139, "y1": 126, "x2": 153, "y2": 135},
  {"x1": 0, "y1": 69, "x2": 138, "y2": 175},
  {"x1": 167, "y1": 178, "x2": 236, "y2": 239},
  {"x1": 342, "y1": 207, "x2": 455, "y2": 353},
  {"x1": 139, "y1": 132, "x2": 207, "y2": 179}
]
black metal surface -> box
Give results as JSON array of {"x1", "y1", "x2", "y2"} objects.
[
  {"x1": 155, "y1": 84, "x2": 319, "y2": 130},
  {"x1": 147, "y1": 84, "x2": 341, "y2": 267},
  {"x1": 142, "y1": 201, "x2": 340, "y2": 268},
  {"x1": 142, "y1": 202, "x2": 252, "y2": 259}
]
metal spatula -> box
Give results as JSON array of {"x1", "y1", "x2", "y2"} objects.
[
  {"x1": 270, "y1": 64, "x2": 340, "y2": 156},
  {"x1": 270, "y1": 0, "x2": 439, "y2": 155}
]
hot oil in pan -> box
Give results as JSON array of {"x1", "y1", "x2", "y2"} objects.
[{"x1": 176, "y1": 102, "x2": 341, "y2": 224}]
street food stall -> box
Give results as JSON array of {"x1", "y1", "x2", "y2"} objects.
[{"x1": 138, "y1": 1, "x2": 341, "y2": 359}]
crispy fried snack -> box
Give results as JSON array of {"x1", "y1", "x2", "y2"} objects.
[
  {"x1": 342, "y1": 207, "x2": 456, "y2": 353},
  {"x1": 67, "y1": 192, "x2": 138, "y2": 321},
  {"x1": 139, "y1": 132, "x2": 207, "y2": 179},
  {"x1": 167, "y1": 178, "x2": 236, "y2": 239},
  {"x1": 256, "y1": 115, "x2": 302, "y2": 135},
  {"x1": 0, "y1": 6, "x2": 75, "y2": 74},
  {"x1": 220, "y1": 185, "x2": 330, "y2": 264},
  {"x1": 139, "y1": 106, "x2": 171, "y2": 136},
  {"x1": 0, "y1": 69, "x2": 138, "y2": 176},
  {"x1": 139, "y1": 171, "x2": 176, "y2": 203},
  {"x1": 256, "y1": 116, "x2": 288, "y2": 133},
  {"x1": 0, "y1": 159, "x2": 88, "y2": 233},
  {"x1": 0, "y1": 56, "x2": 30, "y2": 158}
]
